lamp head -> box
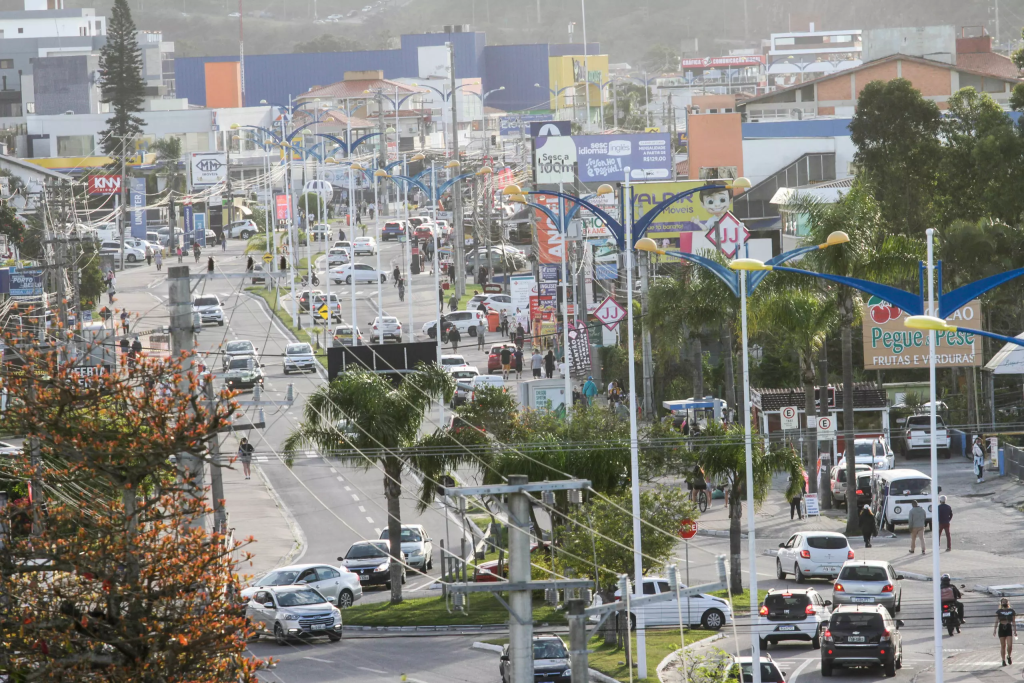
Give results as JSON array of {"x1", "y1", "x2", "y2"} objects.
[
  {"x1": 445, "y1": 160, "x2": 461, "y2": 169},
  {"x1": 350, "y1": 162, "x2": 365, "y2": 171},
  {"x1": 597, "y1": 184, "x2": 615, "y2": 196},
  {"x1": 728, "y1": 258, "x2": 771, "y2": 272},
  {"x1": 410, "y1": 153, "x2": 426, "y2": 162},
  {"x1": 727, "y1": 176, "x2": 752, "y2": 190},
  {"x1": 825, "y1": 231, "x2": 850, "y2": 246},
  {"x1": 260, "y1": 99, "x2": 268, "y2": 104},
  {"x1": 476, "y1": 166, "x2": 493, "y2": 176},
  {"x1": 508, "y1": 194, "x2": 528, "y2": 204},
  {"x1": 635, "y1": 238, "x2": 665, "y2": 255},
  {"x1": 904, "y1": 315, "x2": 955, "y2": 332},
  {"x1": 325, "y1": 157, "x2": 337, "y2": 164},
  {"x1": 499, "y1": 86, "x2": 505, "y2": 90},
  {"x1": 502, "y1": 184, "x2": 523, "y2": 196},
  {"x1": 374, "y1": 169, "x2": 390, "y2": 178},
  {"x1": 229, "y1": 123, "x2": 240, "y2": 129}
]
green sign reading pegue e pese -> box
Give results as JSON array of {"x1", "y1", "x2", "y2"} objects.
[{"x1": 862, "y1": 297, "x2": 982, "y2": 369}]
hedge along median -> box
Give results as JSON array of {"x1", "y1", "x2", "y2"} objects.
[
  {"x1": 246, "y1": 286, "x2": 328, "y2": 369},
  {"x1": 342, "y1": 593, "x2": 565, "y2": 628}
]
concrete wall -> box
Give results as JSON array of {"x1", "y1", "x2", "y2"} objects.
[
  {"x1": 0, "y1": 11, "x2": 104, "y2": 39},
  {"x1": 862, "y1": 25, "x2": 956, "y2": 64},
  {"x1": 687, "y1": 113, "x2": 743, "y2": 179},
  {"x1": 32, "y1": 54, "x2": 93, "y2": 115}
]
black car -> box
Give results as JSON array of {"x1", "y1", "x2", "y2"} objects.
[
  {"x1": 337, "y1": 541, "x2": 406, "y2": 589},
  {"x1": 821, "y1": 604, "x2": 904, "y2": 677},
  {"x1": 298, "y1": 289, "x2": 323, "y2": 312},
  {"x1": 500, "y1": 636, "x2": 571, "y2": 683},
  {"x1": 846, "y1": 472, "x2": 873, "y2": 508}
]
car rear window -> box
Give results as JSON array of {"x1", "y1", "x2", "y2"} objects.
[
  {"x1": 194, "y1": 297, "x2": 219, "y2": 307},
  {"x1": 830, "y1": 612, "x2": 884, "y2": 630},
  {"x1": 806, "y1": 536, "x2": 849, "y2": 549},
  {"x1": 765, "y1": 593, "x2": 810, "y2": 610},
  {"x1": 226, "y1": 341, "x2": 252, "y2": 352},
  {"x1": 839, "y1": 565, "x2": 889, "y2": 581},
  {"x1": 891, "y1": 478, "x2": 931, "y2": 495}
]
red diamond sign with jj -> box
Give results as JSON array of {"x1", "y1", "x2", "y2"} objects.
[
  {"x1": 704, "y1": 212, "x2": 750, "y2": 258},
  {"x1": 595, "y1": 296, "x2": 626, "y2": 331}
]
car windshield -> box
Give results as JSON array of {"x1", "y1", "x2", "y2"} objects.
[
  {"x1": 226, "y1": 341, "x2": 252, "y2": 353},
  {"x1": 830, "y1": 612, "x2": 884, "y2": 630},
  {"x1": 229, "y1": 358, "x2": 252, "y2": 370},
  {"x1": 452, "y1": 371, "x2": 477, "y2": 379},
  {"x1": 276, "y1": 589, "x2": 327, "y2": 607},
  {"x1": 738, "y1": 663, "x2": 784, "y2": 683},
  {"x1": 907, "y1": 416, "x2": 945, "y2": 428},
  {"x1": 286, "y1": 344, "x2": 312, "y2": 355},
  {"x1": 259, "y1": 569, "x2": 299, "y2": 586},
  {"x1": 765, "y1": 593, "x2": 810, "y2": 610},
  {"x1": 893, "y1": 478, "x2": 931, "y2": 495},
  {"x1": 839, "y1": 565, "x2": 889, "y2": 581},
  {"x1": 442, "y1": 357, "x2": 465, "y2": 366},
  {"x1": 854, "y1": 442, "x2": 886, "y2": 456},
  {"x1": 335, "y1": 327, "x2": 354, "y2": 335},
  {"x1": 346, "y1": 543, "x2": 388, "y2": 559},
  {"x1": 194, "y1": 297, "x2": 219, "y2": 307},
  {"x1": 380, "y1": 528, "x2": 423, "y2": 542},
  {"x1": 533, "y1": 640, "x2": 568, "y2": 660},
  {"x1": 806, "y1": 536, "x2": 848, "y2": 549}
]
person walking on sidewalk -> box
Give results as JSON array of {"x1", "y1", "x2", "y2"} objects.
[
  {"x1": 973, "y1": 435, "x2": 987, "y2": 483},
  {"x1": 154, "y1": 249, "x2": 162, "y2": 271},
  {"x1": 393, "y1": 265, "x2": 401, "y2": 286},
  {"x1": 476, "y1": 324, "x2": 486, "y2": 350},
  {"x1": 531, "y1": 349, "x2": 542, "y2": 378},
  {"x1": 513, "y1": 347, "x2": 524, "y2": 379},
  {"x1": 544, "y1": 349, "x2": 555, "y2": 378},
  {"x1": 448, "y1": 325, "x2": 461, "y2": 353},
  {"x1": 859, "y1": 504, "x2": 877, "y2": 547},
  {"x1": 938, "y1": 495, "x2": 953, "y2": 551},
  {"x1": 238, "y1": 437, "x2": 254, "y2": 480},
  {"x1": 500, "y1": 346, "x2": 513, "y2": 380},
  {"x1": 788, "y1": 475, "x2": 806, "y2": 520},
  {"x1": 995, "y1": 597, "x2": 1017, "y2": 666},
  {"x1": 449, "y1": 292, "x2": 459, "y2": 313},
  {"x1": 908, "y1": 500, "x2": 926, "y2": 554}
]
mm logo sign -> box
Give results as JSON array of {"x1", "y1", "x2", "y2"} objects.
[
  {"x1": 88, "y1": 175, "x2": 122, "y2": 194},
  {"x1": 194, "y1": 158, "x2": 224, "y2": 173},
  {"x1": 190, "y1": 152, "x2": 228, "y2": 187}
]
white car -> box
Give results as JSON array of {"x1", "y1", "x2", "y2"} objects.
[
  {"x1": 242, "y1": 563, "x2": 362, "y2": 608},
  {"x1": 330, "y1": 263, "x2": 387, "y2": 285},
  {"x1": 466, "y1": 293, "x2": 515, "y2": 316},
  {"x1": 370, "y1": 316, "x2": 402, "y2": 342},
  {"x1": 226, "y1": 219, "x2": 259, "y2": 239},
  {"x1": 469, "y1": 374, "x2": 505, "y2": 402},
  {"x1": 606, "y1": 577, "x2": 733, "y2": 630},
  {"x1": 839, "y1": 437, "x2": 895, "y2": 471},
  {"x1": 245, "y1": 585, "x2": 343, "y2": 643},
  {"x1": 731, "y1": 655, "x2": 788, "y2": 683},
  {"x1": 327, "y1": 247, "x2": 351, "y2": 267},
  {"x1": 192, "y1": 295, "x2": 225, "y2": 326},
  {"x1": 421, "y1": 310, "x2": 487, "y2": 338},
  {"x1": 756, "y1": 587, "x2": 833, "y2": 650},
  {"x1": 379, "y1": 524, "x2": 433, "y2": 571},
  {"x1": 222, "y1": 339, "x2": 259, "y2": 370},
  {"x1": 99, "y1": 241, "x2": 146, "y2": 263},
  {"x1": 441, "y1": 354, "x2": 467, "y2": 369},
  {"x1": 776, "y1": 531, "x2": 854, "y2": 582},
  {"x1": 353, "y1": 236, "x2": 377, "y2": 255},
  {"x1": 283, "y1": 342, "x2": 317, "y2": 374},
  {"x1": 450, "y1": 366, "x2": 480, "y2": 406},
  {"x1": 0, "y1": 441, "x2": 21, "y2": 456}
]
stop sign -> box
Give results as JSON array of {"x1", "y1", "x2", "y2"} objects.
[{"x1": 679, "y1": 518, "x2": 698, "y2": 540}]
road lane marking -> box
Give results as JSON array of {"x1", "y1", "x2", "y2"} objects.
[
  {"x1": 356, "y1": 667, "x2": 387, "y2": 674},
  {"x1": 344, "y1": 486, "x2": 352, "y2": 491},
  {"x1": 788, "y1": 657, "x2": 816, "y2": 683},
  {"x1": 366, "y1": 516, "x2": 374, "y2": 523},
  {"x1": 305, "y1": 453, "x2": 317, "y2": 458},
  {"x1": 330, "y1": 467, "x2": 337, "y2": 473},
  {"x1": 351, "y1": 494, "x2": 360, "y2": 501},
  {"x1": 374, "y1": 528, "x2": 381, "y2": 535},
  {"x1": 358, "y1": 506, "x2": 366, "y2": 512},
  {"x1": 304, "y1": 657, "x2": 334, "y2": 663},
  {"x1": 337, "y1": 476, "x2": 344, "y2": 482}
]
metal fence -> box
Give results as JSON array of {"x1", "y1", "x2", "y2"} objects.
[{"x1": 1005, "y1": 444, "x2": 1024, "y2": 480}]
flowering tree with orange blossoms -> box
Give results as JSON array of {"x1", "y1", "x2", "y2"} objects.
[{"x1": 0, "y1": 344, "x2": 270, "y2": 681}]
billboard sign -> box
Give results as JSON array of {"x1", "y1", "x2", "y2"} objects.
[
  {"x1": 632, "y1": 180, "x2": 734, "y2": 253},
  {"x1": 532, "y1": 194, "x2": 565, "y2": 264},
  {"x1": 862, "y1": 297, "x2": 982, "y2": 369},
  {"x1": 509, "y1": 274, "x2": 536, "y2": 312},
  {"x1": 574, "y1": 134, "x2": 672, "y2": 182},
  {"x1": 190, "y1": 152, "x2": 228, "y2": 187},
  {"x1": 567, "y1": 321, "x2": 592, "y2": 377},
  {"x1": 9, "y1": 267, "x2": 43, "y2": 297},
  {"x1": 87, "y1": 175, "x2": 122, "y2": 195},
  {"x1": 529, "y1": 120, "x2": 571, "y2": 137},
  {"x1": 534, "y1": 136, "x2": 576, "y2": 184},
  {"x1": 129, "y1": 176, "x2": 147, "y2": 239},
  {"x1": 499, "y1": 113, "x2": 550, "y2": 136},
  {"x1": 275, "y1": 194, "x2": 292, "y2": 221},
  {"x1": 680, "y1": 55, "x2": 766, "y2": 69}
]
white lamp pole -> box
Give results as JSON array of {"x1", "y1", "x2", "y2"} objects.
[
  {"x1": 559, "y1": 181, "x2": 573, "y2": 417},
  {"x1": 374, "y1": 173, "x2": 383, "y2": 321},
  {"x1": 349, "y1": 164, "x2": 358, "y2": 346},
  {"x1": 739, "y1": 265, "x2": 762, "y2": 683},
  {"x1": 926, "y1": 227, "x2": 944, "y2": 683}
]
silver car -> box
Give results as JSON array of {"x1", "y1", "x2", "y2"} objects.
[
  {"x1": 283, "y1": 342, "x2": 317, "y2": 374},
  {"x1": 380, "y1": 524, "x2": 434, "y2": 571},
  {"x1": 832, "y1": 560, "x2": 903, "y2": 614},
  {"x1": 242, "y1": 563, "x2": 363, "y2": 608},
  {"x1": 245, "y1": 585, "x2": 342, "y2": 644},
  {"x1": 222, "y1": 339, "x2": 258, "y2": 370}
]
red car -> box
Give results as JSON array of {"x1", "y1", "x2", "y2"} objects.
[
  {"x1": 487, "y1": 343, "x2": 518, "y2": 373},
  {"x1": 413, "y1": 225, "x2": 435, "y2": 241}
]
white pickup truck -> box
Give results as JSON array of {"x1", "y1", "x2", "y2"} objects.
[{"x1": 900, "y1": 414, "x2": 951, "y2": 459}]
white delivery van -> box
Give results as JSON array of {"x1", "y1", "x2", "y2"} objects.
[{"x1": 870, "y1": 468, "x2": 936, "y2": 532}]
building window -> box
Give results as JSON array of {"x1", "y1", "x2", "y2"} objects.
[
  {"x1": 95, "y1": 20, "x2": 101, "y2": 31},
  {"x1": 17, "y1": 28, "x2": 23, "y2": 34},
  {"x1": 57, "y1": 135, "x2": 93, "y2": 156},
  {"x1": 0, "y1": 60, "x2": 12, "y2": 69},
  {"x1": 25, "y1": 102, "x2": 35, "y2": 113}
]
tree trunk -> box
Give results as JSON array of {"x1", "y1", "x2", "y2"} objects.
[
  {"x1": 720, "y1": 323, "x2": 735, "y2": 416},
  {"x1": 841, "y1": 314, "x2": 859, "y2": 535},
  {"x1": 692, "y1": 335, "x2": 704, "y2": 398},
  {"x1": 729, "y1": 483, "x2": 743, "y2": 593},
  {"x1": 802, "y1": 351, "x2": 818, "y2": 494},
  {"x1": 384, "y1": 456, "x2": 405, "y2": 605},
  {"x1": 817, "y1": 344, "x2": 832, "y2": 509},
  {"x1": 967, "y1": 366, "x2": 978, "y2": 432}
]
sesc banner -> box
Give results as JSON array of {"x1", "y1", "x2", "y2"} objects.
[
  {"x1": 534, "y1": 136, "x2": 576, "y2": 184},
  {"x1": 862, "y1": 297, "x2": 982, "y2": 369},
  {"x1": 574, "y1": 133, "x2": 671, "y2": 182}
]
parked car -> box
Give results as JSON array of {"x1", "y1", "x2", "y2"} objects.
[
  {"x1": 775, "y1": 531, "x2": 854, "y2": 582},
  {"x1": 283, "y1": 342, "x2": 317, "y2": 374},
  {"x1": 381, "y1": 220, "x2": 407, "y2": 241},
  {"x1": 450, "y1": 367, "x2": 480, "y2": 406},
  {"x1": 353, "y1": 236, "x2": 377, "y2": 255},
  {"x1": 338, "y1": 540, "x2": 405, "y2": 588},
  {"x1": 441, "y1": 354, "x2": 468, "y2": 369},
  {"x1": 499, "y1": 636, "x2": 571, "y2": 683},
  {"x1": 421, "y1": 310, "x2": 487, "y2": 338},
  {"x1": 222, "y1": 339, "x2": 259, "y2": 370},
  {"x1": 379, "y1": 524, "x2": 433, "y2": 571},
  {"x1": 838, "y1": 437, "x2": 895, "y2": 471},
  {"x1": 846, "y1": 471, "x2": 874, "y2": 509},
  {"x1": 192, "y1": 295, "x2": 225, "y2": 326},
  {"x1": 370, "y1": 316, "x2": 402, "y2": 342},
  {"x1": 466, "y1": 293, "x2": 515, "y2": 316},
  {"x1": 821, "y1": 604, "x2": 904, "y2": 677},
  {"x1": 330, "y1": 263, "x2": 387, "y2": 285},
  {"x1": 832, "y1": 560, "x2": 903, "y2": 614},
  {"x1": 607, "y1": 577, "x2": 732, "y2": 630},
  {"x1": 223, "y1": 355, "x2": 265, "y2": 390},
  {"x1": 245, "y1": 585, "x2": 343, "y2": 644},
  {"x1": 830, "y1": 464, "x2": 873, "y2": 509},
  {"x1": 99, "y1": 241, "x2": 146, "y2": 263},
  {"x1": 226, "y1": 219, "x2": 259, "y2": 239},
  {"x1": 333, "y1": 324, "x2": 363, "y2": 346},
  {"x1": 869, "y1": 468, "x2": 935, "y2": 532},
  {"x1": 242, "y1": 563, "x2": 362, "y2": 608},
  {"x1": 899, "y1": 414, "x2": 950, "y2": 459},
  {"x1": 469, "y1": 374, "x2": 505, "y2": 402},
  {"x1": 756, "y1": 587, "x2": 833, "y2": 650}
]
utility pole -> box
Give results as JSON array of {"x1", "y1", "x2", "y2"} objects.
[
  {"x1": 640, "y1": 250, "x2": 654, "y2": 418},
  {"x1": 448, "y1": 41, "x2": 466, "y2": 297},
  {"x1": 119, "y1": 139, "x2": 129, "y2": 271},
  {"x1": 817, "y1": 346, "x2": 831, "y2": 509},
  {"x1": 376, "y1": 91, "x2": 387, "y2": 207},
  {"x1": 205, "y1": 381, "x2": 226, "y2": 536},
  {"x1": 566, "y1": 598, "x2": 590, "y2": 683}
]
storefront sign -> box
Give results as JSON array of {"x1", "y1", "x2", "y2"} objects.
[{"x1": 862, "y1": 297, "x2": 982, "y2": 368}]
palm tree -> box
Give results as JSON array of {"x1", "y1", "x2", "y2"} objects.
[
  {"x1": 697, "y1": 421, "x2": 803, "y2": 593},
  {"x1": 284, "y1": 364, "x2": 454, "y2": 605},
  {"x1": 793, "y1": 184, "x2": 921, "y2": 535},
  {"x1": 151, "y1": 136, "x2": 184, "y2": 192},
  {"x1": 749, "y1": 277, "x2": 840, "y2": 494}
]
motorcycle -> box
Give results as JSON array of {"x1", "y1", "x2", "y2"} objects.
[{"x1": 942, "y1": 601, "x2": 961, "y2": 636}]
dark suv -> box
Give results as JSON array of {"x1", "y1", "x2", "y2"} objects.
[
  {"x1": 822, "y1": 604, "x2": 904, "y2": 677},
  {"x1": 499, "y1": 636, "x2": 570, "y2": 683},
  {"x1": 756, "y1": 588, "x2": 832, "y2": 650}
]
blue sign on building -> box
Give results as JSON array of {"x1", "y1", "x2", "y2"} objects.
[
  {"x1": 573, "y1": 134, "x2": 672, "y2": 182},
  {"x1": 500, "y1": 114, "x2": 550, "y2": 136},
  {"x1": 9, "y1": 267, "x2": 44, "y2": 297},
  {"x1": 130, "y1": 176, "x2": 147, "y2": 239}
]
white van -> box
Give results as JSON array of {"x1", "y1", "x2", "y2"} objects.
[
  {"x1": 870, "y1": 468, "x2": 936, "y2": 532},
  {"x1": 469, "y1": 374, "x2": 505, "y2": 402}
]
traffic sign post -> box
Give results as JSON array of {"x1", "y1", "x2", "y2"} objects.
[
  {"x1": 678, "y1": 518, "x2": 697, "y2": 635},
  {"x1": 317, "y1": 303, "x2": 330, "y2": 323},
  {"x1": 816, "y1": 415, "x2": 835, "y2": 440},
  {"x1": 780, "y1": 406, "x2": 799, "y2": 430},
  {"x1": 262, "y1": 252, "x2": 273, "y2": 264},
  {"x1": 595, "y1": 295, "x2": 626, "y2": 331}
]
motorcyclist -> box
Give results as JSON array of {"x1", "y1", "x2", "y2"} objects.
[{"x1": 941, "y1": 573, "x2": 965, "y2": 632}]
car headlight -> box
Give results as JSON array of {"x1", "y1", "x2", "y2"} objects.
[
  {"x1": 562, "y1": 670, "x2": 572, "y2": 677},
  {"x1": 409, "y1": 549, "x2": 424, "y2": 556},
  {"x1": 282, "y1": 613, "x2": 300, "y2": 621},
  {"x1": 375, "y1": 561, "x2": 390, "y2": 572}
]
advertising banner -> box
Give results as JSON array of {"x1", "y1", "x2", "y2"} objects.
[
  {"x1": 499, "y1": 113, "x2": 550, "y2": 136},
  {"x1": 9, "y1": 267, "x2": 43, "y2": 297},
  {"x1": 862, "y1": 297, "x2": 982, "y2": 369},
  {"x1": 532, "y1": 194, "x2": 565, "y2": 264},
  {"x1": 275, "y1": 194, "x2": 292, "y2": 221},
  {"x1": 632, "y1": 180, "x2": 733, "y2": 252},
  {"x1": 190, "y1": 152, "x2": 228, "y2": 187},
  {"x1": 574, "y1": 134, "x2": 672, "y2": 182},
  {"x1": 194, "y1": 213, "x2": 207, "y2": 247},
  {"x1": 509, "y1": 274, "x2": 536, "y2": 312},
  {"x1": 129, "y1": 176, "x2": 147, "y2": 239},
  {"x1": 87, "y1": 175, "x2": 121, "y2": 195},
  {"x1": 534, "y1": 136, "x2": 576, "y2": 184},
  {"x1": 183, "y1": 204, "x2": 194, "y2": 245},
  {"x1": 680, "y1": 55, "x2": 766, "y2": 69},
  {"x1": 567, "y1": 321, "x2": 592, "y2": 377}
]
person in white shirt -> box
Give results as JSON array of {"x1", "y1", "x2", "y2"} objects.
[{"x1": 973, "y1": 435, "x2": 986, "y2": 483}]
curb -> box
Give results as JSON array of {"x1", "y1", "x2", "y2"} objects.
[
  {"x1": 697, "y1": 529, "x2": 743, "y2": 539},
  {"x1": 350, "y1": 623, "x2": 514, "y2": 633},
  {"x1": 589, "y1": 669, "x2": 620, "y2": 683},
  {"x1": 253, "y1": 462, "x2": 307, "y2": 568},
  {"x1": 973, "y1": 584, "x2": 1024, "y2": 597},
  {"x1": 472, "y1": 641, "x2": 504, "y2": 653},
  {"x1": 656, "y1": 633, "x2": 727, "y2": 682}
]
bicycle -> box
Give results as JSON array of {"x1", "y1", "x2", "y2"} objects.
[{"x1": 697, "y1": 489, "x2": 709, "y2": 513}]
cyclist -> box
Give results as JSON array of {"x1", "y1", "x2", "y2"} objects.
[{"x1": 686, "y1": 464, "x2": 707, "y2": 508}]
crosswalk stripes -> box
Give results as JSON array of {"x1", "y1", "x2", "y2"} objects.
[{"x1": 946, "y1": 652, "x2": 1007, "y2": 671}]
